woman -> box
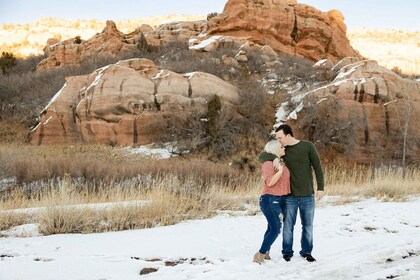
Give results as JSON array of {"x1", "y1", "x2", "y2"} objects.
[{"x1": 253, "y1": 140, "x2": 291, "y2": 264}]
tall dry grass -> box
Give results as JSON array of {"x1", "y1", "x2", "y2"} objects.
[
  {"x1": 324, "y1": 162, "x2": 420, "y2": 201},
  {"x1": 1, "y1": 144, "x2": 419, "y2": 235},
  {"x1": 3, "y1": 173, "x2": 260, "y2": 235}
]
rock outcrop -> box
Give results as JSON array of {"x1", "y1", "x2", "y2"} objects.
[
  {"x1": 279, "y1": 58, "x2": 420, "y2": 163},
  {"x1": 37, "y1": 21, "x2": 138, "y2": 70},
  {"x1": 37, "y1": 20, "x2": 206, "y2": 71},
  {"x1": 29, "y1": 58, "x2": 239, "y2": 145},
  {"x1": 206, "y1": 0, "x2": 362, "y2": 63}
]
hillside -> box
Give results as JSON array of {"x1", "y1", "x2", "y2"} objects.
[
  {"x1": 1, "y1": 17, "x2": 420, "y2": 74},
  {"x1": 348, "y1": 28, "x2": 420, "y2": 74}
]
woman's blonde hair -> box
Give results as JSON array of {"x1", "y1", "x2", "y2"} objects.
[{"x1": 264, "y1": 140, "x2": 281, "y2": 157}]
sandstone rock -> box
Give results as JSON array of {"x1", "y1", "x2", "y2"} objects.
[
  {"x1": 37, "y1": 21, "x2": 138, "y2": 71},
  {"x1": 332, "y1": 57, "x2": 360, "y2": 73},
  {"x1": 313, "y1": 59, "x2": 335, "y2": 81},
  {"x1": 37, "y1": 20, "x2": 207, "y2": 71},
  {"x1": 143, "y1": 20, "x2": 206, "y2": 46},
  {"x1": 235, "y1": 50, "x2": 248, "y2": 62},
  {"x1": 222, "y1": 55, "x2": 239, "y2": 67},
  {"x1": 260, "y1": 45, "x2": 278, "y2": 59},
  {"x1": 43, "y1": 38, "x2": 60, "y2": 56},
  {"x1": 139, "y1": 268, "x2": 158, "y2": 275},
  {"x1": 279, "y1": 59, "x2": 420, "y2": 163},
  {"x1": 205, "y1": 0, "x2": 362, "y2": 63},
  {"x1": 139, "y1": 24, "x2": 154, "y2": 33},
  {"x1": 29, "y1": 59, "x2": 239, "y2": 146}
]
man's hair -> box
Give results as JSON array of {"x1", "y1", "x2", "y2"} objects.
[
  {"x1": 264, "y1": 140, "x2": 281, "y2": 156},
  {"x1": 275, "y1": 124, "x2": 294, "y2": 137}
]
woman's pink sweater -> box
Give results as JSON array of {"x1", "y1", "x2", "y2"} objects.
[{"x1": 261, "y1": 161, "x2": 291, "y2": 196}]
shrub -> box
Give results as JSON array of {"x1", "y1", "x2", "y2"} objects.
[
  {"x1": 136, "y1": 32, "x2": 149, "y2": 52},
  {"x1": 274, "y1": 54, "x2": 315, "y2": 83},
  {"x1": 0, "y1": 52, "x2": 17, "y2": 75},
  {"x1": 207, "y1": 12, "x2": 219, "y2": 21},
  {"x1": 207, "y1": 94, "x2": 222, "y2": 138},
  {"x1": 74, "y1": 35, "x2": 82, "y2": 44}
]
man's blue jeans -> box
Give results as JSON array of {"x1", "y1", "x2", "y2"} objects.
[
  {"x1": 282, "y1": 195, "x2": 315, "y2": 256},
  {"x1": 259, "y1": 194, "x2": 286, "y2": 254}
]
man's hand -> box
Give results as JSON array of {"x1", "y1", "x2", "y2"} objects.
[
  {"x1": 316, "y1": 190, "x2": 325, "y2": 200},
  {"x1": 273, "y1": 158, "x2": 280, "y2": 171}
]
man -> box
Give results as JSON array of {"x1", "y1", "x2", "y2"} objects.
[{"x1": 259, "y1": 124, "x2": 324, "y2": 262}]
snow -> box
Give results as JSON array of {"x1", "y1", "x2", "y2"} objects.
[
  {"x1": 334, "y1": 65, "x2": 358, "y2": 81},
  {"x1": 43, "y1": 116, "x2": 53, "y2": 125},
  {"x1": 287, "y1": 101, "x2": 304, "y2": 120},
  {"x1": 85, "y1": 65, "x2": 109, "y2": 93},
  {"x1": 275, "y1": 101, "x2": 289, "y2": 123},
  {"x1": 125, "y1": 145, "x2": 176, "y2": 159},
  {"x1": 1, "y1": 197, "x2": 419, "y2": 280},
  {"x1": 189, "y1": 36, "x2": 223, "y2": 50},
  {"x1": 2, "y1": 200, "x2": 151, "y2": 216},
  {"x1": 152, "y1": 70, "x2": 170, "y2": 80},
  {"x1": 316, "y1": 98, "x2": 328, "y2": 104},
  {"x1": 43, "y1": 82, "x2": 67, "y2": 111},
  {"x1": 313, "y1": 59, "x2": 328, "y2": 67},
  {"x1": 183, "y1": 72, "x2": 197, "y2": 79}
]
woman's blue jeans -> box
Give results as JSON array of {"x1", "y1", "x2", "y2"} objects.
[
  {"x1": 259, "y1": 194, "x2": 286, "y2": 254},
  {"x1": 282, "y1": 195, "x2": 315, "y2": 257}
]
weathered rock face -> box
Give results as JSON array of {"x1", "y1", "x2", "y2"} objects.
[
  {"x1": 37, "y1": 20, "x2": 206, "y2": 71},
  {"x1": 37, "y1": 21, "x2": 138, "y2": 71},
  {"x1": 279, "y1": 59, "x2": 420, "y2": 164},
  {"x1": 29, "y1": 58, "x2": 239, "y2": 145},
  {"x1": 143, "y1": 21, "x2": 206, "y2": 46},
  {"x1": 206, "y1": 0, "x2": 362, "y2": 63}
]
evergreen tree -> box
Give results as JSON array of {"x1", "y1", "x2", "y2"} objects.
[{"x1": 0, "y1": 52, "x2": 17, "y2": 75}]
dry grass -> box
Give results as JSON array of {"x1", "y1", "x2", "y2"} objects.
[
  {"x1": 0, "y1": 120, "x2": 27, "y2": 145},
  {"x1": 1, "y1": 144, "x2": 419, "y2": 235},
  {"x1": 32, "y1": 175, "x2": 261, "y2": 235},
  {"x1": 325, "y1": 162, "x2": 420, "y2": 201},
  {"x1": 0, "y1": 212, "x2": 34, "y2": 231}
]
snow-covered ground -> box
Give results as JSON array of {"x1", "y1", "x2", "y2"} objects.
[{"x1": 1, "y1": 197, "x2": 419, "y2": 280}]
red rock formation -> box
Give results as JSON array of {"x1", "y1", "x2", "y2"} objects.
[
  {"x1": 206, "y1": 0, "x2": 362, "y2": 63},
  {"x1": 37, "y1": 20, "x2": 206, "y2": 71},
  {"x1": 37, "y1": 21, "x2": 136, "y2": 70},
  {"x1": 29, "y1": 59, "x2": 239, "y2": 145},
  {"x1": 280, "y1": 59, "x2": 420, "y2": 164},
  {"x1": 144, "y1": 21, "x2": 206, "y2": 46}
]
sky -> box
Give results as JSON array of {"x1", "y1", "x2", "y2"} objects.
[
  {"x1": 0, "y1": 0, "x2": 419, "y2": 31},
  {"x1": 1, "y1": 197, "x2": 420, "y2": 279}
]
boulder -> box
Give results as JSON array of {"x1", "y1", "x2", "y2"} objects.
[
  {"x1": 205, "y1": 0, "x2": 362, "y2": 63},
  {"x1": 313, "y1": 59, "x2": 335, "y2": 81},
  {"x1": 37, "y1": 21, "x2": 138, "y2": 71},
  {"x1": 37, "y1": 20, "x2": 207, "y2": 71},
  {"x1": 279, "y1": 59, "x2": 420, "y2": 163},
  {"x1": 29, "y1": 58, "x2": 239, "y2": 145}
]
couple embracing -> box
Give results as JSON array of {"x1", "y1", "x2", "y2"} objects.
[{"x1": 253, "y1": 124, "x2": 324, "y2": 264}]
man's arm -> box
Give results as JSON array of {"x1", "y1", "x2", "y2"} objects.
[{"x1": 309, "y1": 143, "x2": 324, "y2": 193}]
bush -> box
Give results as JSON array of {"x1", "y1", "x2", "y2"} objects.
[
  {"x1": 0, "y1": 52, "x2": 17, "y2": 75},
  {"x1": 207, "y1": 12, "x2": 219, "y2": 21},
  {"x1": 274, "y1": 54, "x2": 315, "y2": 83},
  {"x1": 74, "y1": 35, "x2": 82, "y2": 44}
]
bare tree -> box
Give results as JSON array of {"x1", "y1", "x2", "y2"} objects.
[{"x1": 384, "y1": 99, "x2": 412, "y2": 167}]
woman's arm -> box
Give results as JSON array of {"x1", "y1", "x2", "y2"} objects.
[
  {"x1": 262, "y1": 162, "x2": 284, "y2": 187},
  {"x1": 268, "y1": 165, "x2": 284, "y2": 187}
]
